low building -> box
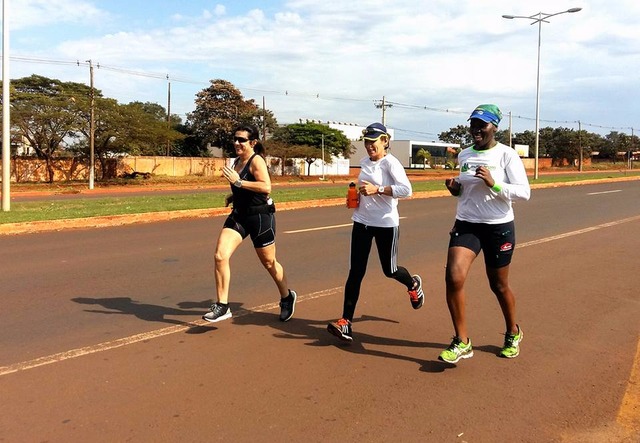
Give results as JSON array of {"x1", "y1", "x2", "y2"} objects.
[{"x1": 349, "y1": 139, "x2": 460, "y2": 168}]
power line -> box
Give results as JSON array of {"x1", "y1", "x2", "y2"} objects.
[{"x1": 6, "y1": 55, "x2": 637, "y2": 133}]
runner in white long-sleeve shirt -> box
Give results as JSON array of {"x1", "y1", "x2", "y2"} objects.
[
  {"x1": 439, "y1": 104, "x2": 531, "y2": 364},
  {"x1": 327, "y1": 122, "x2": 424, "y2": 342}
]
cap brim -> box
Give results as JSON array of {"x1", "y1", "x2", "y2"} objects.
[
  {"x1": 468, "y1": 110, "x2": 500, "y2": 125},
  {"x1": 468, "y1": 115, "x2": 494, "y2": 123}
]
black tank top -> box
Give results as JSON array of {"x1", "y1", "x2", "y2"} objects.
[{"x1": 231, "y1": 153, "x2": 269, "y2": 211}]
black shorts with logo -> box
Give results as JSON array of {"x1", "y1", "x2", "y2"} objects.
[
  {"x1": 448, "y1": 219, "x2": 516, "y2": 268},
  {"x1": 224, "y1": 211, "x2": 276, "y2": 248}
]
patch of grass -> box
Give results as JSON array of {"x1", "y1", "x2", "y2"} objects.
[{"x1": 0, "y1": 193, "x2": 229, "y2": 224}]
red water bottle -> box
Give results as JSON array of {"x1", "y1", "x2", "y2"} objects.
[{"x1": 347, "y1": 182, "x2": 359, "y2": 208}]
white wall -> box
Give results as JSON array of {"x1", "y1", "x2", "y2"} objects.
[
  {"x1": 349, "y1": 139, "x2": 460, "y2": 167},
  {"x1": 266, "y1": 155, "x2": 350, "y2": 176}
]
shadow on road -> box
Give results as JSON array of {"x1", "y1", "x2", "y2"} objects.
[
  {"x1": 71, "y1": 296, "x2": 211, "y2": 326},
  {"x1": 198, "y1": 309, "x2": 454, "y2": 373},
  {"x1": 72, "y1": 297, "x2": 500, "y2": 372}
]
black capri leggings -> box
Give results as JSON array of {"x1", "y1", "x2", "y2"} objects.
[{"x1": 342, "y1": 222, "x2": 414, "y2": 321}]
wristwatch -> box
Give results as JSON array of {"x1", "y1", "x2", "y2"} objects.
[
  {"x1": 233, "y1": 179, "x2": 243, "y2": 188},
  {"x1": 378, "y1": 186, "x2": 385, "y2": 195}
]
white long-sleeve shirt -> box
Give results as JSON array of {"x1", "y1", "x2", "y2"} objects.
[
  {"x1": 455, "y1": 142, "x2": 531, "y2": 224},
  {"x1": 352, "y1": 153, "x2": 412, "y2": 228}
]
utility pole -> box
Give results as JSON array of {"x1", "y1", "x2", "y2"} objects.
[
  {"x1": 578, "y1": 120, "x2": 583, "y2": 172},
  {"x1": 166, "y1": 76, "x2": 171, "y2": 156},
  {"x1": 630, "y1": 127, "x2": 635, "y2": 170},
  {"x1": 321, "y1": 134, "x2": 325, "y2": 180},
  {"x1": 262, "y1": 96, "x2": 266, "y2": 140},
  {"x1": 87, "y1": 59, "x2": 95, "y2": 190},
  {"x1": 375, "y1": 96, "x2": 393, "y2": 126},
  {"x1": 509, "y1": 111, "x2": 513, "y2": 148}
]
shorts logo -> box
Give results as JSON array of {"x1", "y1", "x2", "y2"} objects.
[{"x1": 500, "y1": 242, "x2": 513, "y2": 252}]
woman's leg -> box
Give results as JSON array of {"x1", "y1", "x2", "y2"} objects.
[
  {"x1": 255, "y1": 243, "x2": 289, "y2": 298},
  {"x1": 214, "y1": 227, "x2": 244, "y2": 304},
  {"x1": 486, "y1": 265, "x2": 518, "y2": 335},
  {"x1": 374, "y1": 226, "x2": 414, "y2": 288},
  {"x1": 343, "y1": 222, "x2": 373, "y2": 321},
  {"x1": 444, "y1": 246, "x2": 476, "y2": 340},
  {"x1": 483, "y1": 221, "x2": 518, "y2": 335}
]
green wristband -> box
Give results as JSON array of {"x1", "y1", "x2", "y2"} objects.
[{"x1": 491, "y1": 184, "x2": 502, "y2": 193}]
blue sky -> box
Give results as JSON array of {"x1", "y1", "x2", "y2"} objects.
[{"x1": 3, "y1": 0, "x2": 639, "y2": 140}]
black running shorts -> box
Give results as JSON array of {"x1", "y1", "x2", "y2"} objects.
[
  {"x1": 448, "y1": 219, "x2": 516, "y2": 268},
  {"x1": 223, "y1": 212, "x2": 276, "y2": 248}
]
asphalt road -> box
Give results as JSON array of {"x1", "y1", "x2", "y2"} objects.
[{"x1": 1, "y1": 181, "x2": 639, "y2": 442}]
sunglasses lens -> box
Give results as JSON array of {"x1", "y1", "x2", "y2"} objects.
[{"x1": 234, "y1": 137, "x2": 249, "y2": 143}]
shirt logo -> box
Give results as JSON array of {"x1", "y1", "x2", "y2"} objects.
[{"x1": 461, "y1": 161, "x2": 494, "y2": 175}]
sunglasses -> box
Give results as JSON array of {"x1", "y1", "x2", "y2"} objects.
[{"x1": 233, "y1": 136, "x2": 250, "y2": 143}]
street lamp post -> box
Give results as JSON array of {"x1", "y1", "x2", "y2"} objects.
[
  {"x1": 502, "y1": 8, "x2": 582, "y2": 180},
  {"x1": 2, "y1": 0, "x2": 11, "y2": 212}
]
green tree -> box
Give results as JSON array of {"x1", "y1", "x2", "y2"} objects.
[
  {"x1": 187, "y1": 79, "x2": 278, "y2": 155},
  {"x1": 512, "y1": 130, "x2": 536, "y2": 158},
  {"x1": 438, "y1": 125, "x2": 471, "y2": 146},
  {"x1": 537, "y1": 127, "x2": 555, "y2": 158},
  {"x1": 496, "y1": 129, "x2": 511, "y2": 146},
  {"x1": 272, "y1": 122, "x2": 352, "y2": 158},
  {"x1": 415, "y1": 148, "x2": 432, "y2": 169},
  {"x1": 545, "y1": 127, "x2": 571, "y2": 164},
  {"x1": 574, "y1": 129, "x2": 596, "y2": 169},
  {"x1": 271, "y1": 122, "x2": 353, "y2": 175},
  {"x1": 69, "y1": 98, "x2": 185, "y2": 178},
  {"x1": 172, "y1": 122, "x2": 209, "y2": 157},
  {"x1": 66, "y1": 97, "x2": 121, "y2": 178},
  {"x1": 128, "y1": 101, "x2": 167, "y2": 121},
  {"x1": 601, "y1": 131, "x2": 630, "y2": 163},
  {"x1": 294, "y1": 144, "x2": 321, "y2": 176},
  {"x1": 126, "y1": 101, "x2": 186, "y2": 156},
  {"x1": 123, "y1": 101, "x2": 185, "y2": 156},
  {"x1": 263, "y1": 139, "x2": 297, "y2": 176},
  {"x1": 6, "y1": 75, "x2": 90, "y2": 182}
]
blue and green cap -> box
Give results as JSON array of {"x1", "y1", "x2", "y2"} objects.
[{"x1": 468, "y1": 104, "x2": 502, "y2": 127}]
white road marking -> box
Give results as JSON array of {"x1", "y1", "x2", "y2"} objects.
[
  {"x1": 518, "y1": 215, "x2": 640, "y2": 248},
  {"x1": 284, "y1": 223, "x2": 352, "y2": 234},
  {"x1": 284, "y1": 217, "x2": 406, "y2": 234},
  {"x1": 3, "y1": 214, "x2": 640, "y2": 377},
  {"x1": 0, "y1": 287, "x2": 343, "y2": 377},
  {"x1": 587, "y1": 190, "x2": 622, "y2": 195}
]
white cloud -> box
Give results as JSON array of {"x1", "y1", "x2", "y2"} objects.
[
  {"x1": 10, "y1": 0, "x2": 105, "y2": 30},
  {"x1": 5, "y1": 0, "x2": 640, "y2": 136},
  {"x1": 213, "y1": 4, "x2": 226, "y2": 17}
]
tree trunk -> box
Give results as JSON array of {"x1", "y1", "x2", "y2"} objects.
[{"x1": 45, "y1": 157, "x2": 55, "y2": 184}]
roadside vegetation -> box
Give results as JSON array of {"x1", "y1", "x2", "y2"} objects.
[
  {"x1": 3, "y1": 75, "x2": 638, "y2": 184},
  {"x1": 1, "y1": 169, "x2": 638, "y2": 225},
  {"x1": 2, "y1": 75, "x2": 638, "y2": 224}
]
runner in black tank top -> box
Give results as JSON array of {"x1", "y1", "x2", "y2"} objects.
[
  {"x1": 229, "y1": 153, "x2": 269, "y2": 214},
  {"x1": 202, "y1": 125, "x2": 297, "y2": 325}
]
